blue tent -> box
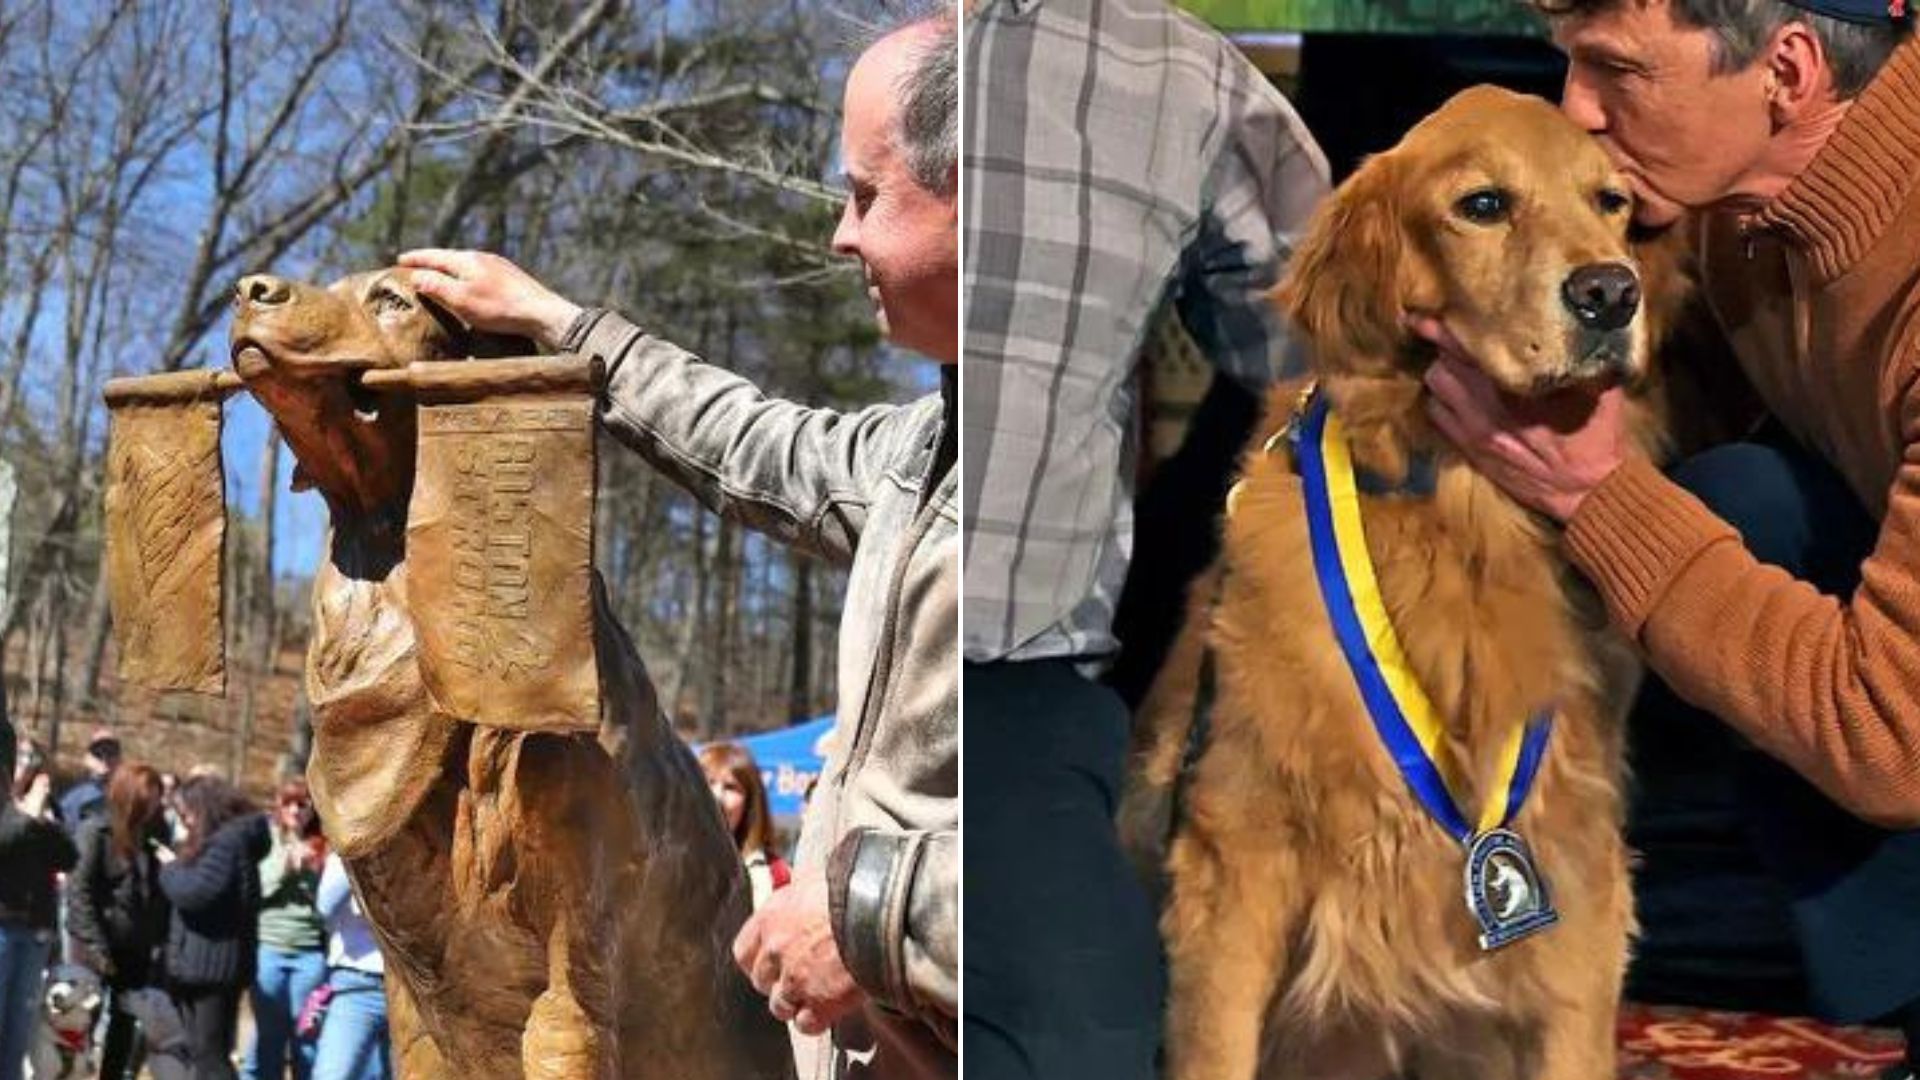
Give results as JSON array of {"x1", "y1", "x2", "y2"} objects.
[{"x1": 722, "y1": 715, "x2": 835, "y2": 820}]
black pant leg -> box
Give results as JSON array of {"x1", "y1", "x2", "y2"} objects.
[
  {"x1": 173, "y1": 987, "x2": 239, "y2": 1080},
  {"x1": 98, "y1": 994, "x2": 141, "y2": 1080},
  {"x1": 962, "y1": 659, "x2": 1165, "y2": 1080},
  {"x1": 1630, "y1": 438, "x2": 1920, "y2": 1023}
]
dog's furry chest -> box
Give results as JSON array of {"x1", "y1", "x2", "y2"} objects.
[
  {"x1": 1191, "y1": 466, "x2": 1631, "y2": 1017},
  {"x1": 1217, "y1": 462, "x2": 1604, "y2": 760}
]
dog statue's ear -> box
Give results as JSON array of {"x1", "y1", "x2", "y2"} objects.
[
  {"x1": 462, "y1": 329, "x2": 539, "y2": 360},
  {"x1": 1275, "y1": 153, "x2": 1409, "y2": 373},
  {"x1": 417, "y1": 293, "x2": 539, "y2": 359}
]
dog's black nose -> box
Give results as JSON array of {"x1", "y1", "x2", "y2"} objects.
[
  {"x1": 1562, "y1": 263, "x2": 1640, "y2": 332},
  {"x1": 236, "y1": 274, "x2": 292, "y2": 308}
]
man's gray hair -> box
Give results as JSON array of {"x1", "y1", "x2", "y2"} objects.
[
  {"x1": 863, "y1": 3, "x2": 958, "y2": 197},
  {"x1": 1536, "y1": 0, "x2": 1907, "y2": 97}
]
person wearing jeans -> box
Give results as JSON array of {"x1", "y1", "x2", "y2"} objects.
[
  {"x1": 311, "y1": 854, "x2": 387, "y2": 1080},
  {"x1": 245, "y1": 781, "x2": 327, "y2": 1080},
  {"x1": 247, "y1": 945, "x2": 325, "y2": 1080},
  {"x1": 0, "y1": 926, "x2": 50, "y2": 1080},
  {"x1": 0, "y1": 720, "x2": 77, "y2": 1080}
]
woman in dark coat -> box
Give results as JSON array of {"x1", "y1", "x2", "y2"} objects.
[
  {"x1": 157, "y1": 776, "x2": 269, "y2": 1080},
  {"x1": 67, "y1": 762, "x2": 171, "y2": 1080},
  {"x1": 0, "y1": 720, "x2": 76, "y2": 1080}
]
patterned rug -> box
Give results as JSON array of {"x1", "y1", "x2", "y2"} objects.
[{"x1": 1621, "y1": 1003, "x2": 1905, "y2": 1079}]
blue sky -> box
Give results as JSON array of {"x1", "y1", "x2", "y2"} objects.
[{"x1": 221, "y1": 392, "x2": 327, "y2": 578}]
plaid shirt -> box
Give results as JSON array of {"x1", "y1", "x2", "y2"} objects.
[{"x1": 962, "y1": 0, "x2": 1330, "y2": 662}]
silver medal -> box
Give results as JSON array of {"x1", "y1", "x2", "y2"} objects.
[{"x1": 1463, "y1": 828, "x2": 1559, "y2": 951}]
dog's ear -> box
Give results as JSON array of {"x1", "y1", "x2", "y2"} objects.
[
  {"x1": 462, "y1": 329, "x2": 538, "y2": 360},
  {"x1": 416, "y1": 293, "x2": 539, "y2": 360},
  {"x1": 1627, "y1": 219, "x2": 1694, "y2": 355},
  {"x1": 1275, "y1": 153, "x2": 1410, "y2": 374}
]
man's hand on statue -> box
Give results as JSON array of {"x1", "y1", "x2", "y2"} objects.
[
  {"x1": 397, "y1": 249, "x2": 584, "y2": 351},
  {"x1": 1414, "y1": 342, "x2": 1631, "y2": 525},
  {"x1": 732, "y1": 867, "x2": 866, "y2": 1036}
]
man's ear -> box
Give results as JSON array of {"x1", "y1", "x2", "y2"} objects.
[
  {"x1": 1275, "y1": 152, "x2": 1410, "y2": 373},
  {"x1": 1765, "y1": 19, "x2": 1836, "y2": 118}
]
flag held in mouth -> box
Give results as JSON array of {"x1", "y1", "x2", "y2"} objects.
[{"x1": 404, "y1": 356, "x2": 604, "y2": 735}]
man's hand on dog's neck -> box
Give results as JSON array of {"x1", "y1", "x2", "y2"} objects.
[{"x1": 1422, "y1": 352, "x2": 1630, "y2": 525}]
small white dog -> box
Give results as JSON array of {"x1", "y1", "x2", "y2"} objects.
[{"x1": 26, "y1": 965, "x2": 102, "y2": 1080}]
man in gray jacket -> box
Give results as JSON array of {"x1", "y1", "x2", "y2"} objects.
[{"x1": 398, "y1": 12, "x2": 956, "y2": 1080}]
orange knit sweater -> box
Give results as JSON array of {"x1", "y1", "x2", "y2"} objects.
[{"x1": 1565, "y1": 34, "x2": 1920, "y2": 827}]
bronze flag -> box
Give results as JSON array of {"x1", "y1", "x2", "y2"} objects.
[
  {"x1": 402, "y1": 357, "x2": 602, "y2": 733},
  {"x1": 102, "y1": 370, "x2": 240, "y2": 696}
]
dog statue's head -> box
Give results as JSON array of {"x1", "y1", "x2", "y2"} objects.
[
  {"x1": 230, "y1": 268, "x2": 532, "y2": 523},
  {"x1": 1280, "y1": 85, "x2": 1653, "y2": 398}
]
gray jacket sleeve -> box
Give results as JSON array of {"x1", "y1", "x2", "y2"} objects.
[
  {"x1": 828, "y1": 827, "x2": 957, "y2": 1045},
  {"x1": 564, "y1": 308, "x2": 919, "y2": 568}
]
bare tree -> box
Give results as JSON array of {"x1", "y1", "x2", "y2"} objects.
[{"x1": 0, "y1": 0, "x2": 914, "y2": 782}]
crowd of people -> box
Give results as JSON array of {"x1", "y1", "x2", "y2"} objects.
[
  {"x1": 0, "y1": 717, "x2": 797, "y2": 1080},
  {"x1": 0, "y1": 721, "x2": 387, "y2": 1080}
]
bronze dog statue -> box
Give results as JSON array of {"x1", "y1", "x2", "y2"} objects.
[{"x1": 215, "y1": 267, "x2": 795, "y2": 1079}]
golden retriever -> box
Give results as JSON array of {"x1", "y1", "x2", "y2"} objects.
[{"x1": 1120, "y1": 86, "x2": 1677, "y2": 1080}]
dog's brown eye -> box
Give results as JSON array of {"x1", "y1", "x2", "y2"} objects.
[
  {"x1": 1455, "y1": 189, "x2": 1511, "y2": 225},
  {"x1": 1597, "y1": 189, "x2": 1630, "y2": 215}
]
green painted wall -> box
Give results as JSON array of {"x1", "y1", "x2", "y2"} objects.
[{"x1": 1177, "y1": 0, "x2": 1544, "y2": 36}]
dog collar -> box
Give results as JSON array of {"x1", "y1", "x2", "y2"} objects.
[{"x1": 1277, "y1": 384, "x2": 1438, "y2": 498}]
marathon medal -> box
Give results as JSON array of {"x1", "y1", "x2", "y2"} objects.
[
  {"x1": 1464, "y1": 828, "x2": 1558, "y2": 950},
  {"x1": 1294, "y1": 386, "x2": 1559, "y2": 952}
]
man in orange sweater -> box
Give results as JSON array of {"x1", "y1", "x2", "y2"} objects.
[{"x1": 1415, "y1": 0, "x2": 1920, "y2": 1064}]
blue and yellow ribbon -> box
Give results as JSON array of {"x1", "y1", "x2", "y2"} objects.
[{"x1": 1296, "y1": 388, "x2": 1552, "y2": 843}]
